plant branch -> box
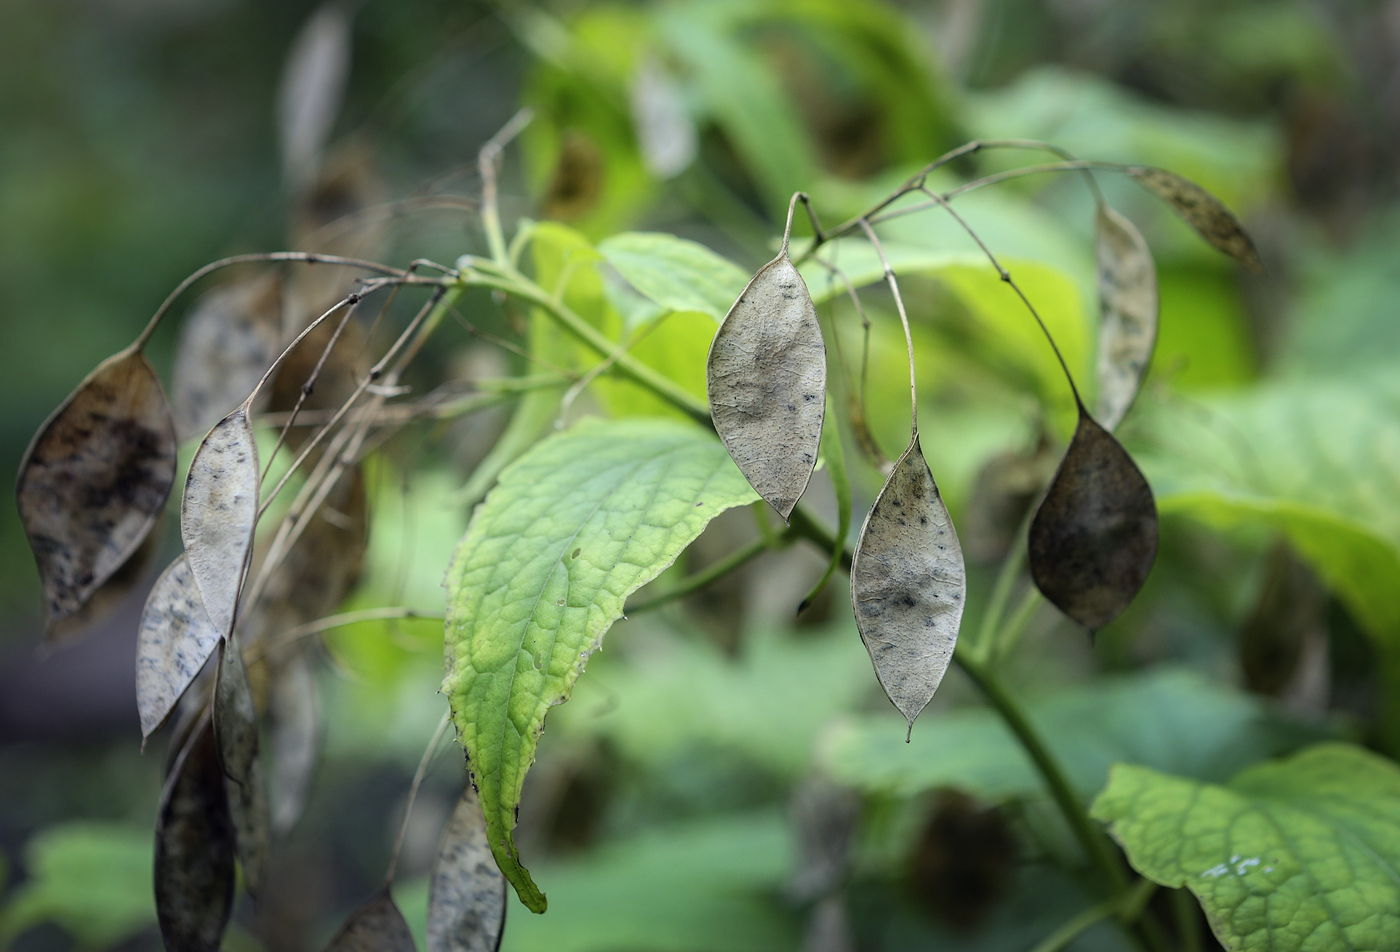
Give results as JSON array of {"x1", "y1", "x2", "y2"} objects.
[
  {"x1": 1030, "y1": 877, "x2": 1157, "y2": 952},
  {"x1": 624, "y1": 536, "x2": 776, "y2": 614},
  {"x1": 954, "y1": 650, "x2": 1127, "y2": 894}
]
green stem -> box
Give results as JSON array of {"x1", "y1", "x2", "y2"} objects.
[
  {"x1": 625, "y1": 536, "x2": 776, "y2": 614},
  {"x1": 1030, "y1": 877, "x2": 1157, "y2": 952},
  {"x1": 954, "y1": 650, "x2": 1128, "y2": 894},
  {"x1": 993, "y1": 585, "x2": 1043, "y2": 662},
  {"x1": 971, "y1": 512, "x2": 1031, "y2": 664},
  {"x1": 458, "y1": 265, "x2": 711, "y2": 427}
]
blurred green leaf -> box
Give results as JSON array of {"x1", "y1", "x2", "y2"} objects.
[
  {"x1": 596, "y1": 309, "x2": 716, "y2": 420},
  {"x1": 0, "y1": 823, "x2": 154, "y2": 950},
  {"x1": 556, "y1": 625, "x2": 872, "y2": 777},
  {"x1": 819, "y1": 669, "x2": 1334, "y2": 799},
  {"x1": 442, "y1": 418, "x2": 758, "y2": 912},
  {"x1": 1092, "y1": 743, "x2": 1400, "y2": 952},
  {"x1": 398, "y1": 813, "x2": 796, "y2": 952},
  {"x1": 1141, "y1": 379, "x2": 1400, "y2": 646},
  {"x1": 966, "y1": 66, "x2": 1279, "y2": 217},
  {"x1": 597, "y1": 231, "x2": 749, "y2": 322}
]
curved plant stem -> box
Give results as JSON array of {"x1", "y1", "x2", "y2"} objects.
[
  {"x1": 459, "y1": 264, "x2": 711, "y2": 426},
  {"x1": 624, "y1": 536, "x2": 776, "y2": 614},
  {"x1": 1030, "y1": 877, "x2": 1157, "y2": 952},
  {"x1": 954, "y1": 651, "x2": 1133, "y2": 902}
]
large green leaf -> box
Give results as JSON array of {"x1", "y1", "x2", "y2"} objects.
[
  {"x1": 819, "y1": 669, "x2": 1333, "y2": 800},
  {"x1": 0, "y1": 823, "x2": 154, "y2": 950},
  {"x1": 442, "y1": 418, "x2": 759, "y2": 912},
  {"x1": 1091, "y1": 744, "x2": 1400, "y2": 952},
  {"x1": 597, "y1": 231, "x2": 749, "y2": 322},
  {"x1": 1141, "y1": 379, "x2": 1400, "y2": 647},
  {"x1": 799, "y1": 241, "x2": 1090, "y2": 395}
]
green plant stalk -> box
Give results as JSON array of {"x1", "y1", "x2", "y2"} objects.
[
  {"x1": 1029, "y1": 877, "x2": 1157, "y2": 952},
  {"x1": 969, "y1": 510, "x2": 1033, "y2": 664},
  {"x1": 457, "y1": 264, "x2": 711, "y2": 427},
  {"x1": 625, "y1": 535, "x2": 776, "y2": 614}
]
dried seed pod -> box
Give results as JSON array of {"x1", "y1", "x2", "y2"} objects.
[
  {"x1": 1028, "y1": 409, "x2": 1158, "y2": 632},
  {"x1": 137, "y1": 555, "x2": 223, "y2": 740},
  {"x1": 172, "y1": 272, "x2": 283, "y2": 442},
  {"x1": 268, "y1": 651, "x2": 321, "y2": 834},
  {"x1": 213, "y1": 634, "x2": 259, "y2": 787},
  {"x1": 155, "y1": 721, "x2": 236, "y2": 952},
  {"x1": 427, "y1": 785, "x2": 507, "y2": 952},
  {"x1": 17, "y1": 348, "x2": 177, "y2": 629},
  {"x1": 181, "y1": 407, "x2": 259, "y2": 637},
  {"x1": 1127, "y1": 167, "x2": 1262, "y2": 271},
  {"x1": 850, "y1": 435, "x2": 966, "y2": 736},
  {"x1": 707, "y1": 252, "x2": 826, "y2": 521},
  {"x1": 226, "y1": 754, "x2": 271, "y2": 897},
  {"x1": 48, "y1": 519, "x2": 163, "y2": 646},
  {"x1": 324, "y1": 888, "x2": 416, "y2": 952},
  {"x1": 1094, "y1": 205, "x2": 1158, "y2": 431}
]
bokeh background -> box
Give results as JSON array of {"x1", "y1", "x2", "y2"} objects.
[{"x1": 2, "y1": 1, "x2": 1399, "y2": 950}]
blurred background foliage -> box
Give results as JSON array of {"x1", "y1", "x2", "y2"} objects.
[{"x1": 2, "y1": 0, "x2": 1399, "y2": 950}]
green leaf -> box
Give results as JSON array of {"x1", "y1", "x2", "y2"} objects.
[
  {"x1": 819, "y1": 668, "x2": 1333, "y2": 800},
  {"x1": 442, "y1": 418, "x2": 759, "y2": 912},
  {"x1": 1091, "y1": 743, "x2": 1400, "y2": 952},
  {"x1": 799, "y1": 238, "x2": 1091, "y2": 423},
  {"x1": 1141, "y1": 379, "x2": 1400, "y2": 648},
  {"x1": 0, "y1": 823, "x2": 155, "y2": 950},
  {"x1": 597, "y1": 231, "x2": 749, "y2": 322},
  {"x1": 595, "y1": 310, "x2": 715, "y2": 420}
]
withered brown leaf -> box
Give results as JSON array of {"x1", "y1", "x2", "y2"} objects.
[
  {"x1": 181, "y1": 407, "x2": 259, "y2": 637},
  {"x1": 324, "y1": 887, "x2": 417, "y2": 952},
  {"x1": 156, "y1": 720, "x2": 236, "y2": 952},
  {"x1": 213, "y1": 634, "x2": 259, "y2": 788},
  {"x1": 850, "y1": 434, "x2": 966, "y2": 736},
  {"x1": 1028, "y1": 408, "x2": 1157, "y2": 632},
  {"x1": 428, "y1": 784, "x2": 507, "y2": 952},
  {"x1": 172, "y1": 272, "x2": 283, "y2": 442},
  {"x1": 1094, "y1": 205, "x2": 1158, "y2": 431},
  {"x1": 17, "y1": 348, "x2": 177, "y2": 630},
  {"x1": 1127, "y1": 167, "x2": 1262, "y2": 272},
  {"x1": 707, "y1": 252, "x2": 826, "y2": 521},
  {"x1": 137, "y1": 555, "x2": 223, "y2": 740}
]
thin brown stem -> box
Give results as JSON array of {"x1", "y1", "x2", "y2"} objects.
[
  {"x1": 132, "y1": 252, "x2": 414, "y2": 351},
  {"x1": 916, "y1": 186, "x2": 1083, "y2": 408}
]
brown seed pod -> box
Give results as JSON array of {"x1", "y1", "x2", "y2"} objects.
[
  {"x1": 1028, "y1": 408, "x2": 1158, "y2": 633},
  {"x1": 707, "y1": 251, "x2": 826, "y2": 522},
  {"x1": 17, "y1": 348, "x2": 177, "y2": 630},
  {"x1": 323, "y1": 887, "x2": 417, "y2": 952},
  {"x1": 1127, "y1": 166, "x2": 1262, "y2": 272},
  {"x1": 427, "y1": 784, "x2": 507, "y2": 952},
  {"x1": 851, "y1": 434, "x2": 966, "y2": 736},
  {"x1": 181, "y1": 407, "x2": 259, "y2": 638},
  {"x1": 137, "y1": 555, "x2": 223, "y2": 740},
  {"x1": 1094, "y1": 205, "x2": 1158, "y2": 431},
  {"x1": 155, "y1": 720, "x2": 237, "y2": 952}
]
